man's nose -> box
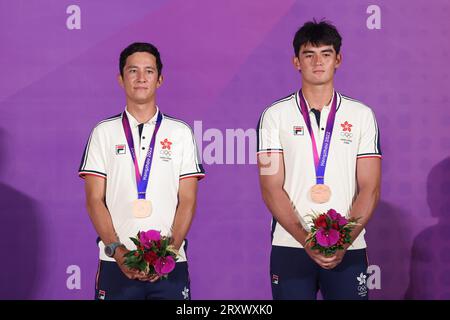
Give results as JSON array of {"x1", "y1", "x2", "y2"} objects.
[
  {"x1": 137, "y1": 71, "x2": 147, "y2": 82},
  {"x1": 314, "y1": 55, "x2": 323, "y2": 66}
]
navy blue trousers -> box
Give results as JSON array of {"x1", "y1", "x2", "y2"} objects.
[
  {"x1": 95, "y1": 260, "x2": 190, "y2": 300},
  {"x1": 271, "y1": 246, "x2": 369, "y2": 300}
]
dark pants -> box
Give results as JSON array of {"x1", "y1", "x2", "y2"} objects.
[
  {"x1": 271, "y1": 246, "x2": 369, "y2": 300},
  {"x1": 95, "y1": 260, "x2": 190, "y2": 300}
]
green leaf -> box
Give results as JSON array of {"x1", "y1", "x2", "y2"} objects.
[
  {"x1": 138, "y1": 260, "x2": 147, "y2": 272},
  {"x1": 126, "y1": 256, "x2": 136, "y2": 264},
  {"x1": 124, "y1": 260, "x2": 137, "y2": 269},
  {"x1": 130, "y1": 237, "x2": 141, "y2": 247}
]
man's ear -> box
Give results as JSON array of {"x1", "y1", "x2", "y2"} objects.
[
  {"x1": 117, "y1": 74, "x2": 124, "y2": 88},
  {"x1": 293, "y1": 56, "x2": 301, "y2": 72},
  {"x1": 156, "y1": 74, "x2": 164, "y2": 88},
  {"x1": 335, "y1": 53, "x2": 342, "y2": 70}
]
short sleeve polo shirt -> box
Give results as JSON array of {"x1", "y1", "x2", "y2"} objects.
[
  {"x1": 257, "y1": 91, "x2": 381, "y2": 250},
  {"x1": 79, "y1": 107, "x2": 205, "y2": 261}
]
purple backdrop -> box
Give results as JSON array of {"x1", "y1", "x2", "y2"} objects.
[{"x1": 1, "y1": 0, "x2": 449, "y2": 299}]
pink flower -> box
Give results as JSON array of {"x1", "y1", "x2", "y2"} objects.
[
  {"x1": 338, "y1": 216, "x2": 348, "y2": 226},
  {"x1": 316, "y1": 228, "x2": 340, "y2": 247},
  {"x1": 327, "y1": 209, "x2": 340, "y2": 220},
  {"x1": 139, "y1": 230, "x2": 161, "y2": 248},
  {"x1": 154, "y1": 256, "x2": 176, "y2": 276},
  {"x1": 327, "y1": 209, "x2": 348, "y2": 226}
]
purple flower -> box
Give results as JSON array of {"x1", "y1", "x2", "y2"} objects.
[
  {"x1": 327, "y1": 209, "x2": 348, "y2": 226},
  {"x1": 316, "y1": 228, "x2": 340, "y2": 247},
  {"x1": 154, "y1": 256, "x2": 176, "y2": 276},
  {"x1": 327, "y1": 209, "x2": 340, "y2": 220},
  {"x1": 338, "y1": 216, "x2": 348, "y2": 226},
  {"x1": 139, "y1": 230, "x2": 161, "y2": 248}
]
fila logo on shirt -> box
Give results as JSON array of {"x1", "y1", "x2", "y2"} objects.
[
  {"x1": 115, "y1": 144, "x2": 126, "y2": 155},
  {"x1": 293, "y1": 126, "x2": 304, "y2": 136},
  {"x1": 160, "y1": 138, "x2": 173, "y2": 161},
  {"x1": 340, "y1": 121, "x2": 353, "y2": 144}
]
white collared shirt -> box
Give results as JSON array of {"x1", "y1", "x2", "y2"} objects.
[
  {"x1": 79, "y1": 106, "x2": 205, "y2": 261},
  {"x1": 257, "y1": 91, "x2": 381, "y2": 250}
]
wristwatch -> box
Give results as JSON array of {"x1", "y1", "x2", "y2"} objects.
[{"x1": 104, "y1": 242, "x2": 123, "y2": 258}]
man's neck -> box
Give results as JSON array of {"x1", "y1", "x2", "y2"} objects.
[
  {"x1": 126, "y1": 101, "x2": 157, "y2": 124},
  {"x1": 301, "y1": 83, "x2": 334, "y2": 112}
]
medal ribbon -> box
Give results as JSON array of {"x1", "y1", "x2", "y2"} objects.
[
  {"x1": 298, "y1": 90, "x2": 337, "y2": 185},
  {"x1": 122, "y1": 110, "x2": 163, "y2": 199}
]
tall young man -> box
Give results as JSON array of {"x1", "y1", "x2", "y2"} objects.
[
  {"x1": 79, "y1": 42, "x2": 205, "y2": 300},
  {"x1": 257, "y1": 21, "x2": 381, "y2": 300}
]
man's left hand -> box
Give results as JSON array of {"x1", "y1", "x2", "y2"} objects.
[{"x1": 326, "y1": 248, "x2": 347, "y2": 270}]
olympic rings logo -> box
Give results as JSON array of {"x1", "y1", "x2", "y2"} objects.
[
  {"x1": 357, "y1": 285, "x2": 368, "y2": 293},
  {"x1": 160, "y1": 149, "x2": 172, "y2": 157},
  {"x1": 340, "y1": 131, "x2": 353, "y2": 139}
]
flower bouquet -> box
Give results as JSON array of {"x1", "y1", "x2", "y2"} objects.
[
  {"x1": 124, "y1": 230, "x2": 179, "y2": 278},
  {"x1": 305, "y1": 209, "x2": 359, "y2": 256}
]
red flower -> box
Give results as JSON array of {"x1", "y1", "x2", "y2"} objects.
[
  {"x1": 315, "y1": 215, "x2": 328, "y2": 229},
  {"x1": 341, "y1": 121, "x2": 353, "y2": 132},
  {"x1": 160, "y1": 138, "x2": 172, "y2": 150},
  {"x1": 332, "y1": 222, "x2": 339, "y2": 230},
  {"x1": 144, "y1": 251, "x2": 158, "y2": 265}
]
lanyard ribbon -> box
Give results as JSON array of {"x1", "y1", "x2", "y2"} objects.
[
  {"x1": 122, "y1": 110, "x2": 163, "y2": 199},
  {"x1": 298, "y1": 90, "x2": 337, "y2": 185}
]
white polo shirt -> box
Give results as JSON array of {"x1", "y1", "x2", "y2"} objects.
[
  {"x1": 79, "y1": 107, "x2": 205, "y2": 262},
  {"x1": 257, "y1": 91, "x2": 381, "y2": 250}
]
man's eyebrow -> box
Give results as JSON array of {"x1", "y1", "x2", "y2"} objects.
[
  {"x1": 301, "y1": 49, "x2": 334, "y2": 54},
  {"x1": 125, "y1": 65, "x2": 156, "y2": 69}
]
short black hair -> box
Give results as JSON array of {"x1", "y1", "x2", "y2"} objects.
[
  {"x1": 293, "y1": 20, "x2": 342, "y2": 57},
  {"x1": 119, "y1": 42, "x2": 163, "y2": 77}
]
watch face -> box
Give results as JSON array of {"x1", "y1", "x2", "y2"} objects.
[
  {"x1": 105, "y1": 243, "x2": 121, "y2": 257},
  {"x1": 105, "y1": 246, "x2": 113, "y2": 257}
]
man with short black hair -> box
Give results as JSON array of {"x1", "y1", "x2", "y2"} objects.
[
  {"x1": 257, "y1": 20, "x2": 381, "y2": 300},
  {"x1": 79, "y1": 42, "x2": 204, "y2": 300}
]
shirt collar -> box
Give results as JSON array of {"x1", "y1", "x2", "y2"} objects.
[
  {"x1": 124, "y1": 106, "x2": 160, "y2": 128},
  {"x1": 299, "y1": 90, "x2": 335, "y2": 113}
]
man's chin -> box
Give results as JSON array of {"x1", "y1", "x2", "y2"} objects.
[
  {"x1": 128, "y1": 96, "x2": 153, "y2": 105},
  {"x1": 306, "y1": 78, "x2": 332, "y2": 86}
]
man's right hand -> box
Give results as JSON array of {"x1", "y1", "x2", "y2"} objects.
[{"x1": 113, "y1": 246, "x2": 151, "y2": 281}]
